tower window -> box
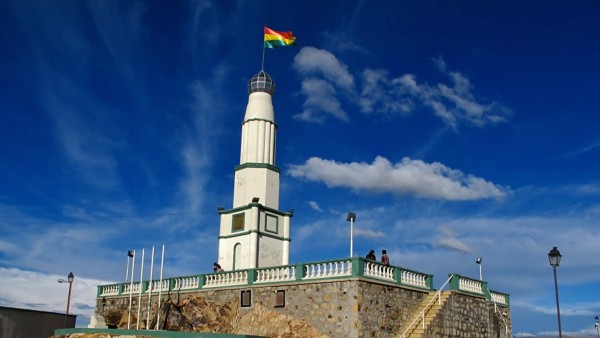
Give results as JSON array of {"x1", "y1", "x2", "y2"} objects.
[{"x1": 232, "y1": 213, "x2": 245, "y2": 232}]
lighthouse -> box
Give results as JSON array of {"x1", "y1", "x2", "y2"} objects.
[{"x1": 217, "y1": 70, "x2": 292, "y2": 271}]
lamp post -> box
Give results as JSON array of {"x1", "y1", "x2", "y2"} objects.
[
  {"x1": 476, "y1": 257, "x2": 482, "y2": 280},
  {"x1": 346, "y1": 212, "x2": 356, "y2": 258},
  {"x1": 58, "y1": 272, "x2": 74, "y2": 328},
  {"x1": 548, "y1": 246, "x2": 562, "y2": 338},
  {"x1": 595, "y1": 315, "x2": 599, "y2": 338}
]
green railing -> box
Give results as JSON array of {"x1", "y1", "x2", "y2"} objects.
[{"x1": 97, "y1": 257, "x2": 433, "y2": 297}]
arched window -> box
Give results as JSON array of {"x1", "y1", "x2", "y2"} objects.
[{"x1": 233, "y1": 243, "x2": 241, "y2": 270}]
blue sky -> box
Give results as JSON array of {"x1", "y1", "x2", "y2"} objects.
[{"x1": 1, "y1": 0, "x2": 599, "y2": 336}]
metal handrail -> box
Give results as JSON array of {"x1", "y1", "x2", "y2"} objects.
[
  {"x1": 400, "y1": 275, "x2": 453, "y2": 338},
  {"x1": 493, "y1": 302, "x2": 513, "y2": 338}
]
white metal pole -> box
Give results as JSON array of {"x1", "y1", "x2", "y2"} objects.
[
  {"x1": 156, "y1": 244, "x2": 165, "y2": 330},
  {"x1": 146, "y1": 246, "x2": 155, "y2": 329},
  {"x1": 350, "y1": 218, "x2": 354, "y2": 258},
  {"x1": 136, "y1": 248, "x2": 145, "y2": 330},
  {"x1": 126, "y1": 254, "x2": 130, "y2": 283},
  {"x1": 127, "y1": 250, "x2": 135, "y2": 329},
  {"x1": 479, "y1": 264, "x2": 483, "y2": 281}
]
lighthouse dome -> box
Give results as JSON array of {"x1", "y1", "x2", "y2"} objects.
[{"x1": 247, "y1": 70, "x2": 275, "y2": 95}]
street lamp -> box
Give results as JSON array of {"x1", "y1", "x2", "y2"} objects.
[
  {"x1": 476, "y1": 257, "x2": 482, "y2": 281},
  {"x1": 126, "y1": 250, "x2": 134, "y2": 282},
  {"x1": 594, "y1": 315, "x2": 599, "y2": 338},
  {"x1": 346, "y1": 212, "x2": 356, "y2": 258},
  {"x1": 58, "y1": 272, "x2": 74, "y2": 328},
  {"x1": 548, "y1": 246, "x2": 562, "y2": 338}
]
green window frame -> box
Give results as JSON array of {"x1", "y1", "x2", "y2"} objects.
[
  {"x1": 232, "y1": 213, "x2": 245, "y2": 232},
  {"x1": 265, "y1": 214, "x2": 278, "y2": 234}
]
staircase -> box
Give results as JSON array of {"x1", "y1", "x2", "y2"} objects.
[{"x1": 398, "y1": 291, "x2": 451, "y2": 338}]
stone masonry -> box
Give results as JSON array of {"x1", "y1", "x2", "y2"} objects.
[{"x1": 94, "y1": 277, "x2": 510, "y2": 338}]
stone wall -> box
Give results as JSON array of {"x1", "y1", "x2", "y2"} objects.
[
  {"x1": 425, "y1": 292, "x2": 512, "y2": 338},
  {"x1": 96, "y1": 278, "x2": 507, "y2": 338}
]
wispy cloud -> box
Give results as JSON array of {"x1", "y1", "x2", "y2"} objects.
[
  {"x1": 433, "y1": 226, "x2": 474, "y2": 253},
  {"x1": 292, "y1": 47, "x2": 511, "y2": 129},
  {"x1": 289, "y1": 156, "x2": 507, "y2": 201},
  {"x1": 362, "y1": 57, "x2": 511, "y2": 129},
  {"x1": 42, "y1": 78, "x2": 121, "y2": 190},
  {"x1": 292, "y1": 47, "x2": 354, "y2": 122},
  {"x1": 308, "y1": 201, "x2": 323, "y2": 212}
]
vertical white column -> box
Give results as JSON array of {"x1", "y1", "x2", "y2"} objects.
[
  {"x1": 282, "y1": 215, "x2": 290, "y2": 265},
  {"x1": 264, "y1": 121, "x2": 271, "y2": 164},
  {"x1": 240, "y1": 123, "x2": 247, "y2": 163},
  {"x1": 257, "y1": 120, "x2": 266, "y2": 162},
  {"x1": 249, "y1": 207, "x2": 259, "y2": 268},
  {"x1": 269, "y1": 124, "x2": 276, "y2": 165}
]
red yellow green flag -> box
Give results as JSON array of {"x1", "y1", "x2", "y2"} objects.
[{"x1": 264, "y1": 26, "x2": 296, "y2": 48}]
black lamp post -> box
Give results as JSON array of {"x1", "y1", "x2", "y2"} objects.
[
  {"x1": 58, "y1": 272, "x2": 74, "y2": 328},
  {"x1": 548, "y1": 247, "x2": 562, "y2": 338},
  {"x1": 594, "y1": 315, "x2": 599, "y2": 338}
]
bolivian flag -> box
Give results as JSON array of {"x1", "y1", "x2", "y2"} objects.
[{"x1": 264, "y1": 26, "x2": 296, "y2": 48}]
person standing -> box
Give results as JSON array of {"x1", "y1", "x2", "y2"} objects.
[
  {"x1": 381, "y1": 250, "x2": 389, "y2": 266},
  {"x1": 366, "y1": 250, "x2": 376, "y2": 260}
]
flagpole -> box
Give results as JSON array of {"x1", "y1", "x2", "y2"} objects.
[{"x1": 261, "y1": 26, "x2": 266, "y2": 70}]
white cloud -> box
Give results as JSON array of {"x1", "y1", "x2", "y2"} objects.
[
  {"x1": 0, "y1": 267, "x2": 109, "y2": 327},
  {"x1": 308, "y1": 201, "x2": 323, "y2": 212},
  {"x1": 433, "y1": 226, "x2": 474, "y2": 253},
  {"x1": 353, "y1": 228, "x2": 386, "y2": 239},
  {"x1": 294, "y1": 78, "x2": 348, "y2": 122},
  {"x1": 292, "y1": 47, "x2": 354, "y2": 122},
  {"x1": 289, "y1": 156, "x2": 507, "y2": 201},
  {"x1": 363, "y1": 58, "x2": 511, "y2": 129},
  {"x1": 291, "y1": 47, "x2": 511, "y2": 128},
  {"x1": 293, "y1": 47, "x2": 355, "y2": 91}
]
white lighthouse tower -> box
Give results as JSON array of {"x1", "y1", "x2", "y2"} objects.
[{"x1": 217, "y1": 70, "x2": 292, "y2": 271}]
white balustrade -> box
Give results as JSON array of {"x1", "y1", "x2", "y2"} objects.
[
  {"x1": 363, "y1": 261, "x2": 395, "y2": 281},
  {"x1": 122, "y1": 282, "x2": 141, "y2": 294},
  {"x1": 459, "y1": 277, "x2": 484, "y2": 294},
  {"x1": 99, "y1": 284, "x2": 120, "y2": 296},
  {"x1": 255, "y1": 266, "x2": 296, "y2": 283},
  {"x1": 304, "y1": 260, "x2": 352, "y2": 280},
  {"x1": 401, "y1": 270, "x2": 428, "y2": 288},
  {"x1": 490, "y1": 291, "x2": 507, "y2": 305},
  {"x1": 204, "y1": 271, "x2": 248, "y2": 288},
  {"x1": 173, "y1": 276, "x2": 200, "y2": 290},
  {"x1": 146, "y1": 279, "x2": 170, "y2": 293}
]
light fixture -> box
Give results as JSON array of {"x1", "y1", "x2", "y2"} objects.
[
  {"x1": 548, "y1": 246, "x2": 563, "y2": 338},
  {"x1": 594, "y1": 315, "x2": 598, "y2": 338},
  {"x1": 252, "y1": 197, "x2": 260, "y2": 203},
  {"x1": 58, "y1": 272, "x2": 74, "y2": 328},
  {"x1": 548, "y1": 246, "x2": 562, "y2": 267},
  {"x1": 476, "y1": 257, "x2": 482, "y2": 281},
  {"x1": 346, "y1": 212, "x2": 356, "y2": 258}
]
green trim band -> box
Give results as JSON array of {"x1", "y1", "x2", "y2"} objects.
[
  {"x1": 218, "y1": 203, "x2": 294, "y2": 217},
  {"x1": 234, "y1": 162, "x2": 280, "y2": 173},
  {"x1": 219, "y1": 229, "x2": 291, "y2": 241},
  {"x1": 242, "y1": 118, "x2": 279, "y2": 128}
]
